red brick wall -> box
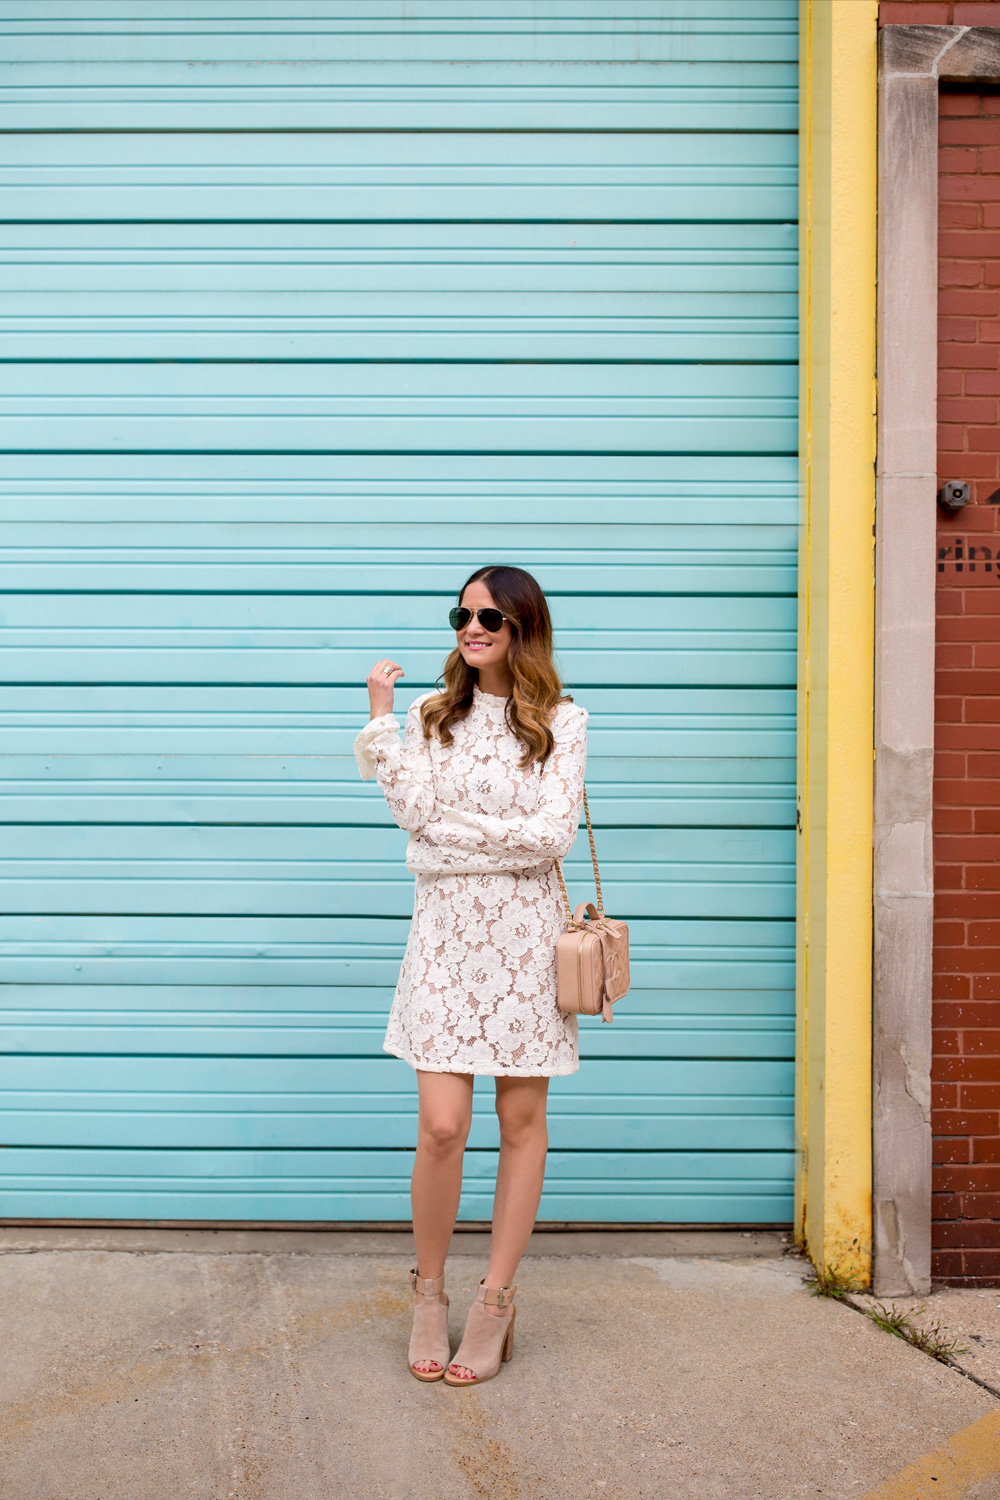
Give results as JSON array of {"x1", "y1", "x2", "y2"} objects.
[
  {"x1": 932, "y1": 91, "x2": 1000, "y2": 1284},
  {"x1": 879, "y1": 2, "x2": 1000, "y2": 1282}
]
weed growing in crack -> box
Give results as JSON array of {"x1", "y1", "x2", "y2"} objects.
[
  {"x1": 804, "y1": 1263, "x2": 865, "y2": 1300},
  {"x1": 863, "y1": 1302, "x2": 969, "y2": 1367},
  {"x1": 804, "y1": 1257, "x2": 970, "y2": 1369}
]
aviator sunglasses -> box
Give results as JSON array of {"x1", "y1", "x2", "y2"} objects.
[{"x1": 449, "y1": 606, "x2": 508, "y2": 633}]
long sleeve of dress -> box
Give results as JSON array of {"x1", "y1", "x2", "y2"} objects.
[
  {"x1": 408, "y1": 703, "x2": 588, "y2": 874},
  {"x1": 353, "y1": 699, "x2": 436, "y2": 833}
]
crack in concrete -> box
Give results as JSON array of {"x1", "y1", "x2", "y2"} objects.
[{"x1": 842, "y1": 1296, "x2": 1000, "y2": 1405}]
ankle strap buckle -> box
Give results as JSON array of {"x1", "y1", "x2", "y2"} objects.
[
  {"x1": 410, "y1": 1267, "x2": 444, "y2": 1295},
  {"x1": 483, "y1": 1283, "x2": 516, "y2": 1308}
]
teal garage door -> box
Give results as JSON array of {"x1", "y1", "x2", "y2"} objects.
[{"x1": 0, "y1": 1, "x2": 798, "y2": 1223}]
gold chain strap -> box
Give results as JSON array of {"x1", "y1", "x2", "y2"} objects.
[
  {"x1": 555, "y1": 859, "x2": 573, "y2": 923},
  {"x1": 556, "y1": 786, "x2": 603, "y2": 925}
]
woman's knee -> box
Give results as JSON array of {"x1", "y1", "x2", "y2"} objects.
[
  {"x1": 419, "y1": 1110, "x2": 471, "y2": 1153},
  {"x1": 415, "y1": 1071, "x2": 473, "y2": 1154},
  {"x1": 495, "y1": 1092, "x2": 548, "y2": 1149}
]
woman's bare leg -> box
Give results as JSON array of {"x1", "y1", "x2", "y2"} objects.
[
  {"x1": 447, "y1": 1075, "x2": 549, "y2": 1379},
  {"x1": 485, "y1": 1075, "x2": 549, "y2": 1286},
  {"x1": 411, "y1": 1069, "x2": 474, "y2": 1276},
  {"x1": 409, "y1": 1070, "x2": 474, "y2": 1376}
]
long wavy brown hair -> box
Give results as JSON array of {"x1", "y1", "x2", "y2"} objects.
[{"x1": 420, "y1": 565, "x2": 565, "y2": 766}]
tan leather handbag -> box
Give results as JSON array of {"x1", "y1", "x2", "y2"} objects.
[{"x1": 554, "y1": 788, "x2": 630, "y2": 1024}]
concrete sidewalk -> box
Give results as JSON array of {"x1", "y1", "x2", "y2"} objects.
[{"x1": 0, "y1": 1228, "x2": 997, "y2": 1500}]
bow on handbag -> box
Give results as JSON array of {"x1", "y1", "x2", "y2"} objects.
[{"x1": 554, "y1": 788, "x2": 630, "y2": 1024}]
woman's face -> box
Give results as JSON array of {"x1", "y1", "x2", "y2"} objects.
[{"x1": 455, "y1": 579, "x2": 514, "y2": 673}]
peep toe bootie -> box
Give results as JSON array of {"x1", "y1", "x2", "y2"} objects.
[
  {"x1": 408, "y1": 1269, "x2": 451, "y2": 1382},
  {"x1": 443, "y1": 1280, "x2": 516, "y2": 1387}
]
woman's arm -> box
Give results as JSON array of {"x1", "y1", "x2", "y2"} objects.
[
  {"x1": 354, "y1": 673, "x2": 436, "y2": 832},
  {"x1": 415, "y1": 704, "x2": 587, "y2": 869}
]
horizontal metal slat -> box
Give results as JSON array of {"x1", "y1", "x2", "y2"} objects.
[
  {"x1": 0, "y1": 909, "x2": 792, "y2": 945},
  {"x1": 0, "y1": 1, "x2": 795, "y2": 19},
  {"x1": 2, "y1": 134, "x2": 797, "y2": 222},
  {"x1": 0, "y1": 1016, "x2": 793, "y2": 1061},
  {"x1": 2, "y1": 960, "x2": 794, "y2": 991},
  {"x1": 0, "y1": 1055, "x2": 795, "y2": 1151},
  {"x1": 0, "y1": 1024, "x2": 793, "y2": 1060},
  {"x1": 0, "y1": 649, "x2": 795, "y2": 689},
  {"x1": 1, "y1": 917, "x2": 794, "y2": 992},
  {"x1": 0, "y1": 823, "x2": 794, "y2": 861},
  {"x1": 0, "y1": 212, "x2": 798, "y2": 352},
  {"x1": 0, "y1": 732, "x2": 796, "y2": 759},
  {"x1": 3, "y1": 360, "x2": 795, "y2": 399},
  {"x1": 0, "y1": 1185, "x2": 793, "y2": 1221},
  {"x1": 2, "y1": 186, "x2": 796, "y2": 224},
  {"x1": 1, "y1": 550, "x2": 796, "y2": 597},
  {"x1": 1, "y1": 955, "x2": 794, "y2": 990},
  {"x1": 1, "y1": 591, "x2": 795, "y2": 626},
  {"x1": 3, "y1": 616, "x2": 794, "y2": 646},
  {"x1": 0, "y1": 789, "x2": 795, "y2": 829},
  {"x1": 0, "y1": 910, "x2": 795, "y2": 942},
  {"x1": 0, "y1": 1143, "x2": 794, "y2": 1222},
  {"x1": 0, "y1": 365, "x2": 797, "y2": 451},
  {"x1": 0, "y1": 682, "x2": 796, "y2": 709},
  {"x1": 0, "y1": 885, "x2": 794, "y2": 924},
  {"x1": 0, "y1": 748, "x2": 794, "y2": 776},
  {"x1": 0, "y1": 39, "x2": 797, "y2": 71},
  {"x1": 0, "y1": 73, "x2": 798, "y2": 134},
  {"x1": 0, "y1": 1052, "x2": 786, "y2": 1097},
  {"x1": 0, "y1": 0, "x2": 798, "y2": 27},
  {"x1": 0, "y1": 984, "x2": 793, "y2": 1016},
  {"x1": 1, "y1": 334, "x2": 798, "y2": 367},
  {"x1": 0, "y1": 217, "x2": 799, "y2": 252},
  {"x1": 0, "y1": 332, "x2": 796, "y2": 365},
  {"x1": 4, "y1": 127, "x2": 797, "y2": 162},
  {"x1": 3, "y1": 279, "x2": 795, "y2": 304},
  {"x1": 0, "y1": 1116, "x2": 795, "y2": 1152},
  {"x1": 0, "y1": 448, "x2": 801, "y2": 491},
  {"x1": 0, "y1": 565, "x2": 796, "y2": 598}
]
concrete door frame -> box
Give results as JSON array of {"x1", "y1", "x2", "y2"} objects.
[{"x1": 874, "y1": 24, "x2": 1000, "y2": 1296}]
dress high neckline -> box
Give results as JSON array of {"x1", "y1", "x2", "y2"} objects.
[{"x1": 472, "y1": 684, "x2": 510, "y2": 712}]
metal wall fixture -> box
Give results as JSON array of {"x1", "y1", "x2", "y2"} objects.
[{"x1": 937, "y1": 481, "x2": 971, "y2": 513}]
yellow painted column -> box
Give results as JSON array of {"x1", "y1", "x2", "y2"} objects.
[{"x1": 796, "y1": 0, "x2": 878, "y2": 1281}]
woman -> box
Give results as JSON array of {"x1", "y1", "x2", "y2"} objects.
[{"x1": 354, "y1": 564, "x2": 587, "y2": 1387}]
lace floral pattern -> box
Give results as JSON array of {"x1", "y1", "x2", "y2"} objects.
[{"x1": 354, "y1": 687, "x2": 588, "y2": 1076}]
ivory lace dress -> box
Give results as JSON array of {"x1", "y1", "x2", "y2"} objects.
[{"x1": 353, "y1": 687, "x2": 588, "y2": 1076}]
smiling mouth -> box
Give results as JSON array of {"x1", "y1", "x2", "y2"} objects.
[{"x1": 464, "y1": 639, "x2": 491, "y2": 650}]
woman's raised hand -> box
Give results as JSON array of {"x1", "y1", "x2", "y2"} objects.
[{"x1": 367, "y1": 658, "x2": 405, "y2": 720}]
